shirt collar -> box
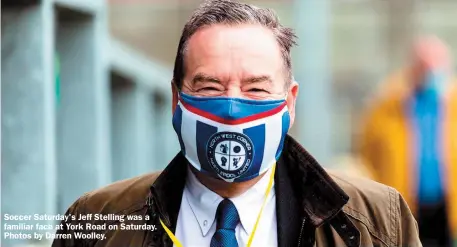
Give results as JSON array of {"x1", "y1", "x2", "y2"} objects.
[
  {"x1": 231, "y1": 166, "x2": 275, "y2": 234},
  {"x1": 185, "y1": 166, "x2": 221, "y2": 236},
  {"x1": 184, "y1": 166, "x2": 275, "y2": 236}
]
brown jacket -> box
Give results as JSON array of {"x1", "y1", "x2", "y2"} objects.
[{"x1": 52, "y1": 136, "x2": 421, "y2": 247}]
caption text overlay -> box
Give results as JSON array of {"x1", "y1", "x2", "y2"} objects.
[{"x1": 3, "y1": 213, "x2": 157, "y2": 241}]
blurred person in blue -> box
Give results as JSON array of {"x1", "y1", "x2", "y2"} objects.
[
  {"x1": 359, "y1": 35, "x2": 457, "y2": 247},
  {"x1": 52, "y1": 1, "x2": 421, "y2": 246}
]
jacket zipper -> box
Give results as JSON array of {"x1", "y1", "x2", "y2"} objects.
[{"x1": 297, "y1": 218, "x2": 306, "y2": 247}]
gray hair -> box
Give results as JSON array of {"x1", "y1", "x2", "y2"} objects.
[{"x1": 172, "y1": 0, "x2": 297, "y2": 89}]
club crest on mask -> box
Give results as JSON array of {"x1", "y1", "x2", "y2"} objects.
[{"x1": 206, "y1": 132, "x2": 254, "y2": 180}]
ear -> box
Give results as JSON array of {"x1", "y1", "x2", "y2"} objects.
[
  {"x1": 286, "y1": 81, "x2": 299, "y2": 129},
  {"x1": 171, "y1": 81, "x2": 179, "y2": 114}
]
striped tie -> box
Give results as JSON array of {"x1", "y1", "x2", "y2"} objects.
[{"x1": 210, "y1": 199, "x2": 240, "y2": 247}]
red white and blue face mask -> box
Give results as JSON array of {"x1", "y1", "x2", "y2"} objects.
[{"x1": 172, "y1": 92, "x2": 290, "y2": 182}]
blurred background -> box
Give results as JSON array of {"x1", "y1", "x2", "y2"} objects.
[{"x1": 1, "y1": 0, "x2": 456, "y2": 246}]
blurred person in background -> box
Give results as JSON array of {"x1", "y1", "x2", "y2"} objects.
[
  {"x1": 358, "y1": 35, "x2": 457, "y2": 247},
  {"x1": 53, "y1": 1, "x2": 421, "y2": 246}
]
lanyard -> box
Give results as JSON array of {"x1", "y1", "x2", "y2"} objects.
[{"x1": 159, "y1": 164, "x2": 276, "y2": 247}]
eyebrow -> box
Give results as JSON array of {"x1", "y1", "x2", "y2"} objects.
[
  {"x1": 192, "y1": 73, "x2": 221, "y2": 84},
  {"x1": 191, "y1": 73, "x2": 273, "y2": 85},
  {"x1": 242, "y1": 75, "x2": 273, "y2": 84}
]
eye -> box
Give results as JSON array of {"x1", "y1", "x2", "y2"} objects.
[
  {"x1": 248, "y1": 88, "x2": 268, "y2": 93},
  {"x1": 198, "y1": 87, "x2": 221, "y2": 92}
]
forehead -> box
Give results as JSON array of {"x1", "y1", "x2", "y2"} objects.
[
  {"x1": 413, "y1": 38, "x2": 449, "y2": 60},
  {"x1": 184, "y1": 24, "x2": 284, "y2": 79}
]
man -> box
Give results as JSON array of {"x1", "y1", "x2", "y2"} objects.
[
  {"x1": 358, "y1": 36, "x2": 457, "y2": 247},
  {"x1": 52, "y1": 1, "x2": 421, "y2": 246}
]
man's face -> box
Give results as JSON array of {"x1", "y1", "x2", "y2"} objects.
[
  {"x1": 411, "y1": 36, "x2": 451, "y2": 89},
  {"x1": 172, "y1": 24, "x2": 298, "y2": 127}
]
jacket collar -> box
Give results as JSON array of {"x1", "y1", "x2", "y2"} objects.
[
  {"x1": 149, "y1": 152, "x2": 187, "y2": 230},
  {"x1": 149, "y1": 135, "x2": 350, "y2": 239},
  {"x1": 278, "y1": 135, "x2": 349, "y2": 226}
]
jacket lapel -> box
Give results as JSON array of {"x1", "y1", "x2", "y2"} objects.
[
  {"x1": 275, "y1": 153, "x2": 303, "y2": 247},
  {"x1": 277, "y1": 135, "x2": 350, "y2": 223},
  {"x1": 275, "y1": 135, "x2": 354, "y2": 246},
  {"x1": 150, "y1": 153, "x2": 187, "y2": 234}
]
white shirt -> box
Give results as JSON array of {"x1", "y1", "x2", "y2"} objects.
[{"x1": 175, "y1": 167, "x2": 278, "y2": 247}]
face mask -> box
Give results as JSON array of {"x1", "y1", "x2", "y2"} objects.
[
  {"x1": 172, "y1": 92, "x2": 290, "y2": 182},
  {"x1": 422, "y1": 71, "x2": 450, "y2": 96}
]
